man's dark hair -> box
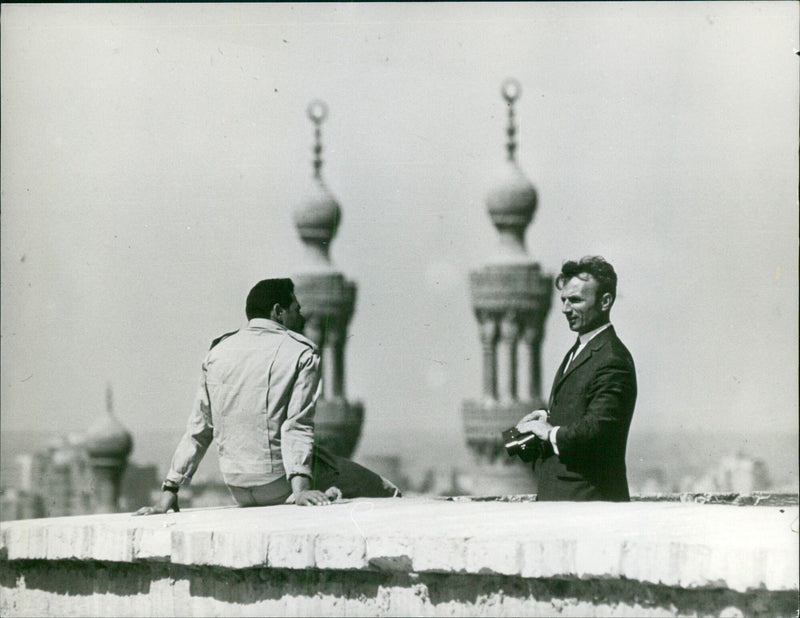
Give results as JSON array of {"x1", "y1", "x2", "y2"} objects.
[
  {"x1": 556, "y1": 256, "x2": 617, "y2": 300},
  {"x1": 246, "y1": 278, "x2": 295, "y2": 320}
]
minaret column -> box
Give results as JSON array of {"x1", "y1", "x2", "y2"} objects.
[
  {"x1": 497, "y1": 311, "x2": 520, "y2": 402},
  {"x1": 321, "y1": 323, "x2": 336, "y2": 399},
  {"x1": 325, "y1": 321, "x2": 346, "y2": 399},
  {"x1": 304, "y1": 315, "x2": 326, "y2": 396},
  {"x1": 518, "y1": 320, "x2": 541, "y2": 402},
  {"x1": 478, "y1": 312, "x2": 499, "y2": 402}
]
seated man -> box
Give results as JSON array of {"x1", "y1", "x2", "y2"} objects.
[{"x1": 136, "y1": 278, "x2": 399, "y2": 514}]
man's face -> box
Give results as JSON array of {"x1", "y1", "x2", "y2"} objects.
[
  {"x1": 280, "y1": 293, "x2": 306, "y2": 333},
  {"x1": 560, "y1": 275, "x2": 610, "y2": 335}
]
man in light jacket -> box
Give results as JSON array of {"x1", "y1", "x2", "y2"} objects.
[{"x1": 136, "y1": 278, "x2": 399, "y2": 514}]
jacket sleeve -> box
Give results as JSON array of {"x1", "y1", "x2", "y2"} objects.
[
  {"x1": 164, "y1": 362, "x2": 214, "y2": 486},
  {"x1": 555, "y1": 356, "x2": 636, "y2": 460},
  {"x1": 280, "y1": 348, "x2": 321, "y2": 480}
]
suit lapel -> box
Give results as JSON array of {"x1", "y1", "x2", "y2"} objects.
[
  {"x1": 550, "y1": 326, "x2": 616, "y2": 401},
  {"x1": 548, "y1": 341, "x2": 579, "y2": 408}
]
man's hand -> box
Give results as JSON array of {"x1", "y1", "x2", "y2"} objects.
[
  {"x1": 289, "y1": 474, "x2": 330, "y2": 506},
  {"x1": 294, "y1": 489, "x2": 331, "y2": 506},
  {"x1": 516, "y1": 409, "x2": 552, "y2": 441},
  {"x1": 134, "y1": 490, "x2": 179, "y2": 516}
]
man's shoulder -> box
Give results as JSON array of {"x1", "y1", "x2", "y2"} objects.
[
  {"x1": 209, "y1": 329, "x2": 240, "y2": 351},
  {"x1": 591, "y1": 327, "x2": 634, "y2": 366},
  {"x1": 282, "y1": 329, "x2": 319, "y2": 356},
  {"x1": 602, "y1": 329, "x2": 636, "y2": 370}
]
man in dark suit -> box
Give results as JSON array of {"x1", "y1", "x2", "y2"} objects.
[{"x1": 516, "y1": 256, "x2": 637, "y2": 501}]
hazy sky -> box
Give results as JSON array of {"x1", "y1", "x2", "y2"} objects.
[{"x1": 2, "y1": 3, "x2": 797, "y2": 459}]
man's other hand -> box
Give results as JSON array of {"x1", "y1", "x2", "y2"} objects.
[
  {"x1": 516, "y1": 409, "x2": 548, "y2": 430},
  {"x1": 517, "y1": 419, "x2": 551, "y2": 441},
  {"x1": 294, "y1": 489, "x2": 331, "y2": 506},
  {"x1": 134, "y1": 491, "x2": 179, "y2": 516}
]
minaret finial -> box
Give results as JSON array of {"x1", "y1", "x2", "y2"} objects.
[
  {"x1": 501, "y1": 78, "x2": 521, "y2": 162},
  {"x1": 307, "y1": 100, "x2": 328, "y2": 179}
]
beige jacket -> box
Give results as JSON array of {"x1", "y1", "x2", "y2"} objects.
[{"x1": 165, "y1": 319, "x2": 321, "y2": 488}]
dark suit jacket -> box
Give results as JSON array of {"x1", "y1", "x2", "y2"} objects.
[{"x1": 536, "y1": 325, "x2": 637, "y2": 501}]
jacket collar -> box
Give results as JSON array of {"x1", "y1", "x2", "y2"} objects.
[
  {"x1": 556, "y1": 324, "x2": 616, "y2": 385},
  {"x1": 248, "y1": 318, "x2": 319, "y2": 351},
  {"x1": 247, "y1": 318, "x2": 285, "y2": 331}
]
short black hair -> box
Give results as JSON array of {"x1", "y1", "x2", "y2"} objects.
[
  {"x1": 556, "y1": 256, "x2": 617, "y2": 300},
  {"x1": 246, "y1": 278, "x2": 295, "y2": 320}
]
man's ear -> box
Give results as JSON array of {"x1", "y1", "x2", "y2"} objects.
[
  {"x1": 600, "y1": 292, "x2": 614, "y2": 312},
  {"x1": 270, "y1": 303, "x2": 283, "y2": 322}
]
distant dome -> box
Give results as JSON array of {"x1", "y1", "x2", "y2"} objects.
[
  {"x1": 486, "y1": 161, "x2": 537, "y2": 230},
  {"x1": 294, "y1": 178, "x2": 341, "y2": 244},
  {"x1": 51, "y1": 444, "x2": 79, "y2": 467},
  {"x1": 66, "y1": 432, "x2": 86, "y2": 448},
  {"x1": 85, "y1": 411, "x2": 133, "y2": 460}
]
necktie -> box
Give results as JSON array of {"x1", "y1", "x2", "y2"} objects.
[{"x1": 563, "y1": 338, "x2": 581, "y2": 373}]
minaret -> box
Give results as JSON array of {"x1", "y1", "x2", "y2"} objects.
[
  {"x1": 292, "y1": 100, "x2": 363, "y2": 457},
  {"x1": 461, "y1": 80, "x2": 553, "y2": 495},
  {"x1": 85, "y1": 384, "x2": 133, "y2": 513}
]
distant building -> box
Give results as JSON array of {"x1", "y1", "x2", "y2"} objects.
[
  {"x1": 119, "y1": 463, "x2": 160, "y2": 512},
  {"x1": 1, "y1": 385, "x2": 143, "y2": 520},
  {"x1": 682, "y1": 452, "x2": 772, "y2": 494}
]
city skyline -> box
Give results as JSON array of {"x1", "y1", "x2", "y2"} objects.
[{"x1": 1, "y1": 2, "x2": 797, "y2": 462}]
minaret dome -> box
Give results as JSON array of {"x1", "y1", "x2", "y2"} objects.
[
  {"x1": 293, "y1": 100, "x2": 341, "y2": 268},
  {"x1": 485, "y1": 79, "x2": 538, "y2": 260},
  {"x1": 84, "y1": 385, "x2": 133, "y2": 460}
]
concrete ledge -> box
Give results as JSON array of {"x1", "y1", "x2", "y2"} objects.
[{"x1": 1, "y1": 498, "x2": 798, "y2": 616}]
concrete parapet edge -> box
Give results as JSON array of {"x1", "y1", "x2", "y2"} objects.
[{"x1": 2, "y1": 498, "x2": 797, "y2": 595}]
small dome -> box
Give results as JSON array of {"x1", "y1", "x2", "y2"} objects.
[
  {"x1": 486, "y1": 161, "x2": 537, "y2": 230},
  {"x1": 51, "y1": 444, "x2": 78, "y2": 467},
  {"x1": 294, "y1": 178, "x2": 341, "y2": 244},
  {"x1": 85, "y1": 411, "x2": 133, "y2": 460}
]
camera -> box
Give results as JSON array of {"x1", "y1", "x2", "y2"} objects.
[{"x1": 502, "y1": 427, "x2": 542, "y2": 462}]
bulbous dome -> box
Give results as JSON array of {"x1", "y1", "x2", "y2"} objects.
[
  {"x1": 51, "y1": 444, "x2": 78, "y2": 467},
  {"x1": 486, "y1": 161, "x2": 537, "y2": 231},
  {"x1": 294, "y1": 178, "x2": 341, "y2": 244},
  {"x1": 85, "y1": 411, "x2": 133, "y2": 460}
]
